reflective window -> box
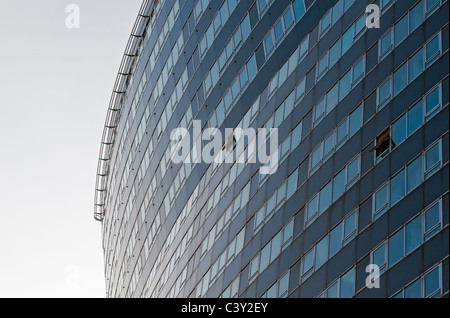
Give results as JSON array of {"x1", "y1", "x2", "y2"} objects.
[
  {"x1": 406, "y1": 156, "x2": 422, "y2": 192},
  {"x1": 405, "y1": 215, "x2": 421, "y2": 254},
  {"x1": 374, "y1": 183, "x2": 389, "y2": 219},
  {"x1": 390, "y1": 169, "x2": 405, "y2": 206},
  {"x1": 424, "y1": 267, "x2": 440, "y2": 297},
  {"x1": 388, "y1": 228, "x2": 405, "y2": 266}
]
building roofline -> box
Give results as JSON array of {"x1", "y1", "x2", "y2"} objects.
[{"x1": 94, "y1": 0, "x2": 153, "y2": 222}]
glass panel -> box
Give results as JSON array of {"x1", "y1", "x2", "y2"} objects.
[
  {"x1": 404, "y1": 279, "x2": 421, "y2": 298},
  {"x1": 339, "y1": 71, "x2": 352, "y2": 101},
  {"x1": 302, "y1": 249, "x2": 314, "y2": 277},
  {"x1": 343, "y1": 212, "x2": 356, "y2": 243},
  {"x1": 329, "y1": 223, "x2": 342, "y2": 257},
  {"x1": 264, "y1": 34, "x2": 274, "y2": 53},
  {"x1": 378, "y1": 79, "x2": 391, "y2": 108},
  {"x1": 327, "y1": 282, "x2": 339, "y2": 298},
  {"x1": 332, "y1": 0, "x2": 343, "y2": 24},
  {"x1": 311, "y1": 146, "x2": 322, "y2": 170},
  {"x1": 307, "y1": 194, "x2": 318, "y2": 220},
  {"x1": 348, "y1": 105, "x2": 362, "y2": 136},
  {"x1": 425, "y1": 86, "x2": 440, "y2": 117},
  {"x1": 323, "y1": 134, "x2": 334, "y2": 158},
  {"x1": 283, "y1": 9, "x2": 294, "y2": 29},
  {"x1": 406, "y1": 156, "x2": 422, "y2": 192},
  {"x1": 319, "y1": 182, "x2": 332, "y2": 214},
  {"x1": 393, "y1": 63, "x2": 408, "y2": 96},
  {"x1": 388, "y1": 228, "x2": 404, "y2": 266},
  {"x1": 390, "y1": 169, "x2": 405, "y2": 206},
  {"x1": 409, "y1": 1, "x2": 424, "y2": 32},
  {"x1": 425, "y1": 267, "x2": 440, "y2": 297},
  {"x1": 380, "y1": 30, "x2": 393, "y2": 58},
  {"x1": 341, "y1": 27, "x2": 353, "y2": 54},
  {"x1": 395, "y1": 15, "x2": 409, "y2": 46},
  {"x1": 292, "y1": 0, "x2": 306, "y2": 21},
  {"x1": 374, "y1": 184, "x2": 389, "y2": 217},
  {"x1": 425, "y1": 142, "x2": 440, "y2": 177},
  {"x1": 408, "y1": 48, "x2": 424, "y2": 82},
  {"x1": 329, "y1": 40, "x2": 341, "y2": 67},
  {"x1": 274, "y1": 20, "x2": 284, "y2": 42},
  {"x1": 332, "y1": 169, "x2": 346, "y2": 201},
  {"x1": 425, "y1": 201, "x2": 440, "y2": 238},
  {"x1": 426, "y1": 34, "x2": 440, "y2": 64},
  {"x1": 315, "y1": 236, "x2": 328, "y2": 269},
  {"x1": 340, "y1": 267, "x2": 355, "y2": 298},
  {"x1": 406, "y1": 215, "x2": 422, "y2": 254},
  {"x1": 373, "y1": 244, "x2": 386, "y2": 271},
  {"x1": 392, "y1": 114, "x2": 407, "y2": 147},
  {"x1": 407, "y1": 101, "x2": 423, "y2": 136}
]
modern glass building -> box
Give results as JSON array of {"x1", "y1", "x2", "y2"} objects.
[{"x1": 94, "y1": 0, "x2": 449, "y2": 298}]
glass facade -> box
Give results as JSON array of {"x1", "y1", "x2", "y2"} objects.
[{"x1": 94, "y1": 0, "x2": 449, "y2": 298}]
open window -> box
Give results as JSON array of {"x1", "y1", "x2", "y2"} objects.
[{"x1": 372, "y1": 128, "x2": 393, "y2": 163}]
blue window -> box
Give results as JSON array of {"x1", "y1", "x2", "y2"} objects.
[
  {"x1": 424, "y1": 141, "x2": 441, "y2": 179},
  {"x1": 405, "y1": 215, "x2": 421, "y2": 254},
  {"x1": 315, "y1": 236, "x2": 328, "y2": 269},
  {"x1": 404, "y1": 279, "x2": 421, "y2": 298},
  {"x1": 390, "y1": 169, "x2": 405, "y2": 206},
  {"x1": 409, "y1": 1, "x2": 424, "y2": 32},
  {"x1": 339, "y1": 267, "x2": 355, "y2": 298},
  {"x1": 406, "y1": 156, "x2": 422, "y2": 192},
  {"x1": 332, "y1": 169, "x2": 346, "y2": 201},
  {"x1": 424, "y1": 201, "x2": 441, "y2": 240},
  {"x1": 329, "y1": 223, "x2": 342, "y2": 257},
  {"x1": 388, "y1": 228, "x2": 404, "y2": 266},
  {"x1": 424, "y1": 267, "x2": 440, "y2": 297},
  {"x1": 374, "y1": 183, "x2": 389, "y2": 219},
  {"x1": 408, "y1": 48, "x2": 424, "y2": 82},
  {"x1": 407, "y1": 101, "x2": 423, "y2": 136},
  {"x1": 395, "y1": 15, "x2": 408, "y2": 46},
  {"x1": 393, "y1": 63, "x2": 408, "y2": 96},
  {"x1": 318, "y1": 182, "x2": 332, "y2": 214},
  {"x1": 392, "y1": 114, "x2": 406, "y2": 147},
  {"x1": 425, "y1": 85, "x2": 440, "y2": 119},
  {"x1": 292, "y1": 0, "x2": 305, "y2": 21}
]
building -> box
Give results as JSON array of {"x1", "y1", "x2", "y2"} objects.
[{"x1": 94, "y1": 0, "x2": 449, "y2": 298}]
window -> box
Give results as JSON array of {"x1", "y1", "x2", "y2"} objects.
[
  {"x1": 329, "y1": 40, "x2": 341, "y2": 67},
  {"x1": 404, "y1": 279, "x2": 421, "y2": 298},
  {"x1": 388, "y1": 228, "x2": 405, "y2": 266},
  {"x1": 329, "y1": 222, "x2": 342, "y2": 257},
  {"x1": 408, "y1": 48, "x2": 424, "y2": 82},
  {"x1": 409, "y1": 1, "x2": 424, "y2": 32},
  {"x1": 339, "y1": 267, "x2": 355, "y2": 298},
  {"x1": 407, "y1": 101, "x2": 423, "y2": 135},
  {"x1": 405, "y1": 215, "x2": 421, "y2": 254},
  {"x1": 379, "y1": 29, "x2": 393, "y2": 60},
  {"x1": 425, "y1": 85, "x2": 441, "y2": 120},
  {"x1": 425, "y1": 33, "x2": 441, "y2": 67},
  {"x1": 317, "y1": 53, "x2": 329, "y2": 80},
  {"x1": 373, "y1": 183, "x2": 389, "y2": 219},
  {"x1": 301, "y1": 248, "x2": 315, "y2": 279},
  {"x1": 390, "y1": 170, "x2": 405, "y2": 206},
  {"x1": 373, "y1": 129, "x2": 392, "y2": 163},
  {"x1": 372, "y1": 243, "x2": 387, "y2": 274},
  {"x1": 393, "y1": 63, "x2": 408, "y2": 96},
  {"x1": 424, "y1": 200, "x2": 441, "y2": 240},
  {"x1": 426, "y1": 0, "x2": 440, "y2": 17},
  {"x1": 394, "y1": 15, "x2": 408, "y2": 46},
  {"x1": 391, "y1": 114, "x2": 406, "y2": 147},
  {"x1": 320, "y1": 9, "x2": 332, "y2": 36},
  {"x1": 424, "y1": 141, "x2": 441, "y2": 178},
  {"x1": 352, "y1": 57, "x2": 365, "y2": 87},
  {"x1": 377, "y1": 78, "x2": 392, "y2": 109},
  {"x1": 406, "y1": 156, "x2": 422, "y2": 192},
  {"x1": 424, "y1": 266, "x2": 441, "y2": 297},
  {"x1": 315, "y1": 236, "x2": 328, "y2": 269}
]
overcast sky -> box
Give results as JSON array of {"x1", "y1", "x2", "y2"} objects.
[{"x1": 0, "y1": 0, "x2": 142, "y2": 297}]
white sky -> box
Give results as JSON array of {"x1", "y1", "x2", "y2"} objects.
[{"x1": 0, "y1": 0, "x2": 142, "y2": 297}]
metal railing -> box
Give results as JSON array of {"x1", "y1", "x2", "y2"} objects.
[{"x1": 94, "y1": 0, "x2": 153, "y2": 221}]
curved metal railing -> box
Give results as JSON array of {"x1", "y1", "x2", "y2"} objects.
[{"x1": 94, "y1": 0, "x2": 154, "y2": 221}]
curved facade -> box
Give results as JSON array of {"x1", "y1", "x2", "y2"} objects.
[{"x1": 95, "y1": 0, "x2": 449, "y2": 298}]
